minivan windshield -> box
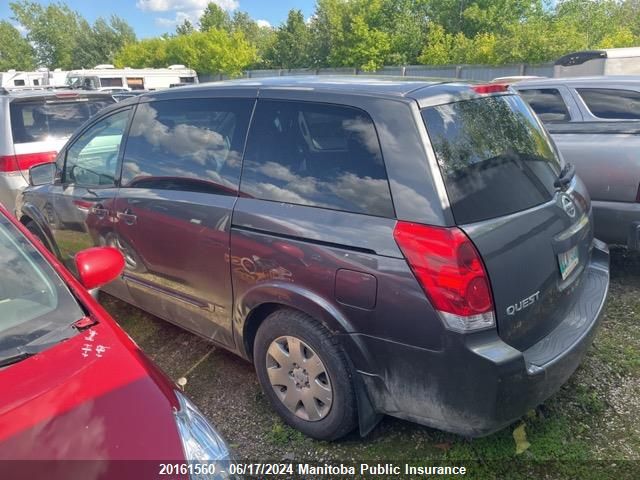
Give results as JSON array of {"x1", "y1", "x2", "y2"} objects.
[
  {"x1": 422, "y1": 95, "x2": 561, "y2": 224},
  {"x1": 0, "y1": 214, "x2": 84, "y2": 353}
]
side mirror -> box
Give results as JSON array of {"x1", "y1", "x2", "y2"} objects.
[
  {"x1": 74, "y1": 247, "x2": 125, "y2": 290},
  {"x1": 29, "y1": 162, "x2": 56, "y2": 186}
]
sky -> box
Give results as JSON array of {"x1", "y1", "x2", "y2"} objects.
[{"x1": 0, "y1": 0, "x2": 316, "y2": 38}]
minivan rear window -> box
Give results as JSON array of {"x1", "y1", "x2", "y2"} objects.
[
  {"x1": 10, "y1": 98, "x2": 114, "y2": 144},
  {"x1": 422, "y1": 95, "x2": 561, "y2": 224}
]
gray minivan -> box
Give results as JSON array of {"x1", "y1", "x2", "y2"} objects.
[{"x1": 17, "y1": 77, "x2": 610, "y2": 440}]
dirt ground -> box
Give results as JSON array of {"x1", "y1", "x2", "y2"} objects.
[{"x1": 100, "y1": 247, "x2": 640, "y2": 479}]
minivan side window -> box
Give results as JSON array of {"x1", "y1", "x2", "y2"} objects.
[
  {"x1": 240, "y1": 100, "x2": 394, "y2": 218},
  {"x1": 576, "y1": 88, "x2": 640, "y2": 120},
  {"x1": 64, "y1": 108, "x2": 130, "y2": 187},
  {"x1": 518, "y1": 88, "x2": 570, "y2": 122},
  {"x1": 121, "y1": 98, "x2": 254, "y2": 195}
]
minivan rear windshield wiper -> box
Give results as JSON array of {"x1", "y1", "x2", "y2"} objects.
[{"x1": 554, "y1": 163, "x2": 575, "y2": 190}]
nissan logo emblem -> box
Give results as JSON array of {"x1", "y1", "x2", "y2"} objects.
[{"x1": 561, "y1": 194, "x2": 576, "y2": 218}]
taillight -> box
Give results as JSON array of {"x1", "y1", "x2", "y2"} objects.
[
  {"x1": 0, "y1": 152, "x2": 57, "y2": 173},
  {"x1": 472, "y1": 83, "x2": 509, "y2": 94},
  {"x1": 393, "y1": 221, "x2": 495, "y2": 333}
]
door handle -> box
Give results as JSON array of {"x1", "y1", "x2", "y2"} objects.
[
  {"x1": 117, "y1": 208, "x2": 137, "y2": 225},
  {"x1": 90, "y1": 204, "x2": 109, "y2": 219}
]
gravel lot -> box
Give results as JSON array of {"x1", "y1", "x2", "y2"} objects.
[{"x1": 100, "y1": 247, "x2": 640, "y2": 479}]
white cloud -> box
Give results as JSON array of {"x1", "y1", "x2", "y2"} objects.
[
  {"x1": 12, "y1": 23, "x2": 27, "y2": 35},
  {"x1": 136, "y1": 0, "x2": 238, "y2": 12},
  {"x1": 137, "y1": 0, "x2": 239, "y2": 29},
  {"x1": 136, "y1": 0, "x2": 170, "y2": 11},
  {"x1": 155, "y1": 11, "x2": 192, "y2": 27},
  {"x1": 256, "y1": 19, "x2": 271, "y2": 28},
  {"x1": 155, "y1": 16, "x2": 179, "y2": 27}
]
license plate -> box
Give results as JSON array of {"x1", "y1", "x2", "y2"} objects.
[{"x1": 558, "y1": 245, "x2": 579, "y2": 280}]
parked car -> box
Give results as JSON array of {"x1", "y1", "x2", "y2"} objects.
[
  {"x1": 0, "y1": 202, "x2": 234, "y2": 478},
  {"x1": 0, "y1": 88, "x2": 115, "y2": 212},
  {"x1": 514, "y1": 76, "x2": 640, "y2": 250},
  {"x1": 17, "y1": 77, "x2": 610, "y2": 440}
]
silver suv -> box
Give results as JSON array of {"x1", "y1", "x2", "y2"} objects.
[
  {"x1": 0, "y1": 88, "x2": 114, "y2": 212},
  {"x1": 514, "y1": 76, "x2": 640, "y2": 250}
]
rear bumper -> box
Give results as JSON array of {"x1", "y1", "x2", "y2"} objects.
[
  {"x1": 0, "y1": 172, "x2": 28, "y2": 214},
  {"x1": 345, "y1": 240, "x2": 610, "y2": 437},
  {"x1": 592, "y1": 200, "x2": 640, "y2": 250}
]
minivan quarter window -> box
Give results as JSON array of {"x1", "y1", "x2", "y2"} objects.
[
  {"x1": 240, "y1": 100, "x2": 394, "y2": 217},
  {"x1": 121, "y1": 98, "x2": 254, "y2": 195},
  {"x1": 576, "y1": 88, "x2": 640, "y2": 120},
  {"x1": 63, "y1": 108, "x2": 131, "y2": 187},
  {"x1": 517, "y1": 88, "x2": 571, "y2": 122}
]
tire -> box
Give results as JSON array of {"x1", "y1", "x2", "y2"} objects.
[
  {"x1": 24, "y1": 220, "x2": 49, "y2": 250},
  {"x1": 254, "y1": 308, "x2": 358, "y2": 441}
]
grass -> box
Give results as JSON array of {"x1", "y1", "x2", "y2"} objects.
[
  {"x1": 100, "y1": 247, "x2": 640, "y2": 479},
  {"x1": 591, "y1": 289, "x2": 640, "y2": 376},
  {"x1": 268, "y1": 420, "x2": 307, "y2": 446}
]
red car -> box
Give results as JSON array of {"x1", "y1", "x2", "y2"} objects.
[{"x1": 0, "y1": 204, "x2": 234, "y2": 479}]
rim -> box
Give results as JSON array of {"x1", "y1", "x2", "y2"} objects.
[{"x1": 265, "y1": 335, "x2": 333, "y2": 422}]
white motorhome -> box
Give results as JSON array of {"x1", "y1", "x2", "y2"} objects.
[
  {"x1": 65, "y1": 64, "x2": 199, "y2": 91},
  {"x1": 555, "y1": 47, "x2": 640, "y2": 77},
  {"x1": 0, "y1": 68, "x2": 50, "y2": 88}
]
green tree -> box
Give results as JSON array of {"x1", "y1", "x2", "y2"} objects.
[
  {"x1": 229, "y1": 11, "x2": 275, "y2": 68},
  {"x1": 165, "y1": 29, "x2": 256, "y2": 76},
  {"x1": 598, "y1": 26, "x2": 639, "y2": 48},
  {"x1": 114, "y1": 38, "x2": 169, "y2": 68},
  {"x1": 176, "y1": 19, "x2": 195, "y2": 36},
  {"x1": 10, "y1": 0, "x2": 135, "y2": 68},
  {"x1": 309, "y1": 0, "x2": 391, "y2": 71},
  {"x1": 331, "y1": 13, "x2": 390, "y2": 71},
  {"x1": 425, "y1": 0, "x2": 545, "y2": 38},
  {"x1": 265, "y1": 9, "x2": 311, "y2": 69},
  {"x1": 307, "y1": 0, "x2": 339, "y2": 67},
  {"x1": 493, "y1": 17, "x2": 586, "y2": 64},
  {"x1": 199, "y1": 3, "x2": 231, "y2": 32},
  {"x1": 556, "y1": 0, "x2": 640, "y2": 48},
  {"x1": 74, "y1": 16, "x2": 136, "y2": 68},
  {"x1": 417, "y1": 24, "x2": 454, "y2": 65},
  {"x1": 379, "y1": 0, "x2": 430, "y2": 65},
  {"x1": 11, "y1": 0, "x2": 82, "y2": 68},
  {"x1": 0, "y1": 20, "x2": 35, "y2": 70}
]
